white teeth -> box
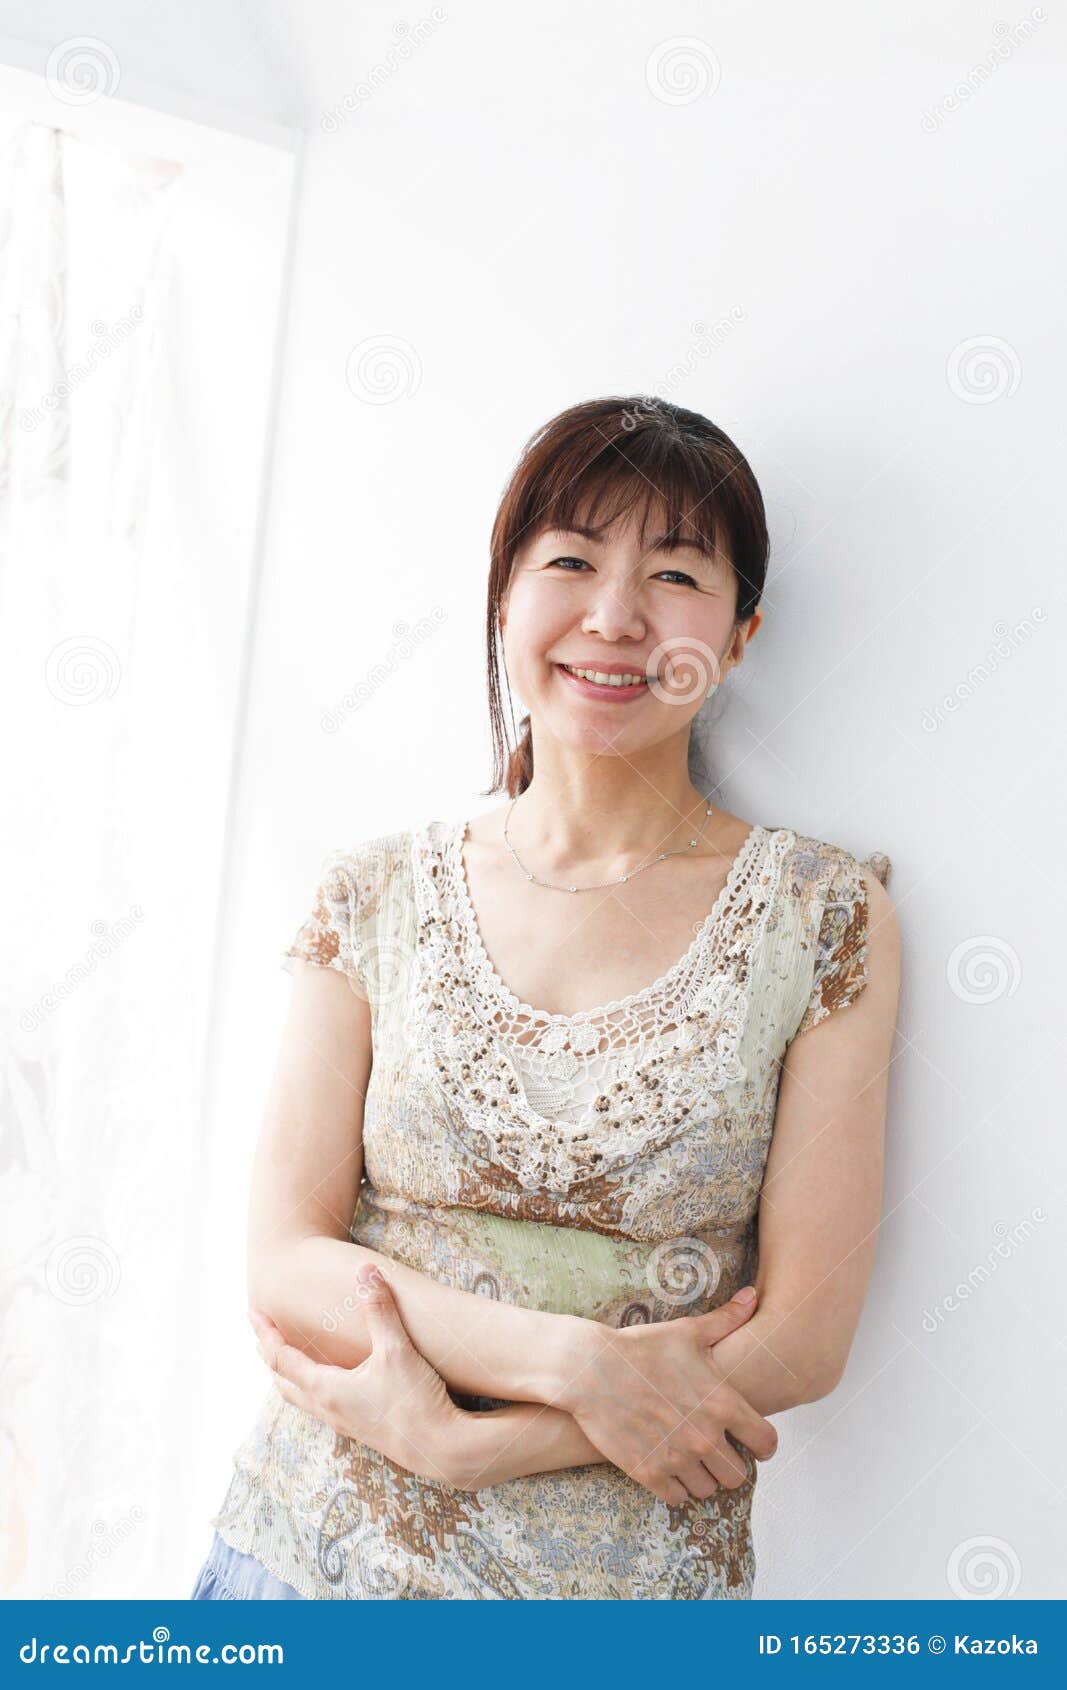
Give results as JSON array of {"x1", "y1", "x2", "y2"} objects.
[{"x1": 562, "y1": 665, "x2": 649, "y2": 687}]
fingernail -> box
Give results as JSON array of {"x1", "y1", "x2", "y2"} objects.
[
  {"x1": 356, "y1": 1263, "x2": 374, "y2": 1285},
  {"x1": 368, "y1": 1267, "x2": 384, "y2": 1286},
  {"x1": 735, "y1": 1285, "x2": 757, "y2": 1303}
]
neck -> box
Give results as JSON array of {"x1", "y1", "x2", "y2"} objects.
[{"x1": 507, "y1": 752, "x2": 713, "y2": 871}]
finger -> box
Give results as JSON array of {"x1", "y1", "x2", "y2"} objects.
[
  {"x1": 694, "y1": 1287, "x2": 759, "y2": 1343},
  {"x1": 674, "y1": 1459, "x2": 718, "y2": 1502},
  {"x1": 254, "y1": 1324, "x2": 340, "y2": 1401},
  {"x1": 660, "y1": 1476, "x2": 689, "y2": 1508},
  {"x1": 722, "y1": 1394, "x2": 779, "y2": 1462},
  {"x1": 697, "y1": 1434, "x2": 750, "y2": 1491},
  {"x1": 631, "y1": 1463, "x2": 689, "y2": 1509},
  {"x1": 248, "y1": 1307, "x2": 281, "y2": 1343},
  {"x1": 356, "y1": 1264, "x2": 412, "y2": 1352},
  {"x1": 271, "y1": 1372, "x2": 326, "y2": 1424}
]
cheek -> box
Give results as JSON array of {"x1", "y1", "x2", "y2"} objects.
[{"x1": 501, "y1": 581, "x2": 569, "y2": 650}]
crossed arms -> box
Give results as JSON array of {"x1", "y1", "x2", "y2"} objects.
[{"x1": 247, "y1": 870, "x2": 899, "y2": 1500}]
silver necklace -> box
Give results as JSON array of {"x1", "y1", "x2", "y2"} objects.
[{"x1": 502, "y1": 795, "x2": 716, "y2": 894}]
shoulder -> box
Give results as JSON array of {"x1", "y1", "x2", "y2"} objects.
[
  {"x1": 776, "y1": 828, "x2": 893, "y2": 904},
  {"x1": 307, "y1": 825, "x2": 420, "y2": 911},
  {"x1": 327, "y1": 816, "x2": 460, "y2": 891},
  {"x1": 775, "y1": 827, "x2": 900, "y2": 966}
]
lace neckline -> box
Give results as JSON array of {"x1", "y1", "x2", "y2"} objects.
[{"x1": 442, "y1": 816, "x2": 769, "y2": 1027}]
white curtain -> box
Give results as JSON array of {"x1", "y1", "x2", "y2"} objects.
[{"x1": 0, "y1": 113, "x2": 292, "y2": 1598}]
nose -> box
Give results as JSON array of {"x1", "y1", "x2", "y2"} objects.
[{"x1": 579, "y1": 574, "x2": 647, "y2": 642}]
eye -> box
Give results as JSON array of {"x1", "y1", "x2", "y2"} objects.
[
  {"x1": 655, "y1": 569, "x2": 699, "y2": 587},
  {"x1": 547, "y1": 557, "x2": 698, "y2": 585}
]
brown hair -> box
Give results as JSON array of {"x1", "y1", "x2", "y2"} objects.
[{"x1": 483, "y1": 395, "x2": 769, "y2": 798}]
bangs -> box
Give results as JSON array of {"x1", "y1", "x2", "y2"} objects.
[{"x1": 503, "y1": 424, "x2": 733, "y2": 566}]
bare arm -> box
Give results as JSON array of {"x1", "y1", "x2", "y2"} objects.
[
  {"x1": 252, "y1": 1272, "x2": 768, "y2": 1498},
  {"x1": 708, "y1": 869, "x2": 902, "y2": 1405},
  {"x1": 247, "y1": 958, "x2": 587, "y2": 1402}
]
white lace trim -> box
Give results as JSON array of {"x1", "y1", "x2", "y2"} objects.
[{"x1": 411, "y1": 820, "x2": 794, "y2": 1192}]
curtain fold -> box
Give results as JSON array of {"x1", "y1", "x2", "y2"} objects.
[{"x1": 0, "y1": 117, "x2": 240, "y2": 1598}]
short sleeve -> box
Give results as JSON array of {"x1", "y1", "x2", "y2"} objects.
[
  {"x1": 281, "y1": 851, "x2": 369, "y2": 995},
  {"x1": 793, "y1": 851, "x2": 878, "y2": 1038}
]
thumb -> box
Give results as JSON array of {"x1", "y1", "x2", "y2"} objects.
[
  {"x1": 356, "y1": 1263, "x2": 410, "y2": 1350},
  {"x1": 695, "y1": 1284, "x2": 759, "y2": 1342}
]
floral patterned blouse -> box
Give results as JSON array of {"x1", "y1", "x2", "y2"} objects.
[{"x1": 210, "y1": 816, "x2": 891, "y2": 1600}]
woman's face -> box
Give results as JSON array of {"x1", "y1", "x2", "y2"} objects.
[{"x1": 499, "y1": 503, "x2": 755, "y2": 759}]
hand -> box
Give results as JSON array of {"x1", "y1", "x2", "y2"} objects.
[
  {"x1": 249, "y1": 1263, "x2": 468, "y2": 1486},
  {"x1": 553, "y1": 1286, "x2": 780, "y2": 1508}
]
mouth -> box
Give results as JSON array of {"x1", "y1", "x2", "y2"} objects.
[{"x1": 555, "y1": 662, "x2": 653, "y2": 701}]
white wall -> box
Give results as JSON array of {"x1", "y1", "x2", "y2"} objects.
[{"x1": 11, "y1": 0, "x2": 1065, "y2": 1600}]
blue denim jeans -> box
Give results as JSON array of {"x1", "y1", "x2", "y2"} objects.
[{"x1": 190, "y1": 1531, "x2": 306, "y2": 1600}]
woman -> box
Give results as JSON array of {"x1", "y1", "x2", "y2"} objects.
[{"x1": 192, "y1": 395, "x2": 899, "y2": 1601}]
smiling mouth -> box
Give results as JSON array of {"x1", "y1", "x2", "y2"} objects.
[{"x1": 556, "y1": 663, "x2": 653, "y2": 694}]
